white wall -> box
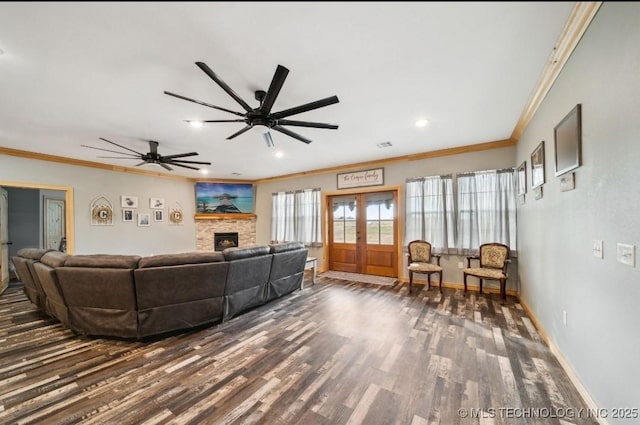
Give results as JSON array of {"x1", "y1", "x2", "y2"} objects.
[
  {"x1": 0, "y1": 156, "x2": 197, "y2": 255},
  {"x1": 516, "y1": 3, "x2": 640, "y2": 422},
  {"x1": 255, "y1": 145, "x2": 517, "y2": 289}
]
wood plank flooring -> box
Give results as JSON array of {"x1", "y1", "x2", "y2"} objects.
[{"x1": 0, "y1": 277, "x2": 598, "y2": 425}]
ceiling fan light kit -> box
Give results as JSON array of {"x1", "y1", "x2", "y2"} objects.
[{"x1": 165, "y1": 62, "x2": 340, "y2": 145}]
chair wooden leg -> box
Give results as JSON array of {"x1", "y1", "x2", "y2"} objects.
[
  {"x1": 463, "y1": 273, "x2": 467, "y2": 294},
  {"x1": 479, "y1": 279, "x2": 483, "y2": 294},
  {"x1": 438, "y1": 272, "x2": 443, "y2": 293},
  {"x1": 409, "y1": 270, "x2": 413, "y2": 294},
  {"x1": 500, "y1": 279, "x2": 506, "y2": 303},
  {"x1": 427, "y1": 274, "x2": 431, "y2": 290}
]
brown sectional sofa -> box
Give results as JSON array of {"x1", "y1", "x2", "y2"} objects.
[{"x1": 11, "y1": 242, "x2": 308, "y2": 339}]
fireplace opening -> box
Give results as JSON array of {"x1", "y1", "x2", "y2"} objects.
[{"x1": 214, "y1": 232, "x2": 239, "y2": 251}]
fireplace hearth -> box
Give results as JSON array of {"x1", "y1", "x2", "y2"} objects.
[{"x1": 214, "y1": 232, "x2": 239, "y2": 251}]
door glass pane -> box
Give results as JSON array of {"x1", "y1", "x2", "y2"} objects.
[
  {"x1": 365, "y1": 192, "x2": 394, "y2": 245},
  {"x1": 345, "y1": 221, "x2": 357, "y2": 243},
  {"x1": 333, "y1": 221, "x2": 345, "y2": 243}
]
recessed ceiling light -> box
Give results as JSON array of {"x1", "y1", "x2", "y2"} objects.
[
  {"x1": 187, "y1": 120, "x2": 203, "y2": 129},
  {"x1": 415, "y1": 119, "x2": 429, "y2": 128},
  {"x1": 275, "y1": 150, "x2": 284, "y2": 158},
  {"x1": 199, "y1": 169, "x2": 209, "y2": 175}
]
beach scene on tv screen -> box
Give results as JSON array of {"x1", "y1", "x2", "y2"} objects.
[{"x1": 196, "y1": 183, "x2": 254, "y2": 213}]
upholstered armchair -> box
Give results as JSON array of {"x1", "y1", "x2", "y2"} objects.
[
  {"x1": 463, "y1": 243, "x2": 510, "y2": 302},
  {"x1": 407, "y1": 240, "x2": 443, "y2": 294}
]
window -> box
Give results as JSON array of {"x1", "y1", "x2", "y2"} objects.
[
  {"x1": 271, "y1": 188, "x2": 321, "y2": 246},
  {"x1": 405, "y1": 175, "x2": 456, "y2": 254},
  {"x1": 456, "y1": 169, "x2": 517, "y2": 255}
]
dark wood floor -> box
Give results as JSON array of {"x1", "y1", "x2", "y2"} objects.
[{"x1": 0, "y1": 276, "x2": 597, "y2": 425}]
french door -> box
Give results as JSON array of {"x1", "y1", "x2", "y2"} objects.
[{"x1": 328, "y1": 190, "x2": 398, "y2": 277}]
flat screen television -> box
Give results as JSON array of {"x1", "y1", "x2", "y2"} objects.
[{"x1": 554, "y1": 104, "x2": 582, "y2": 176}]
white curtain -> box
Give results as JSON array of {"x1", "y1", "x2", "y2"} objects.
[
  {"x1": 456, "y1": 169, "x2": 517, "y2": 255},
  {"x1": 271, "y1": 188, "x2": 321, "y2": 246},
  {"x1": 405, "y1": 175, "x2": 456, "y2": 254}
]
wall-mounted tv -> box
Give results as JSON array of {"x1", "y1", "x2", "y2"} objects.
[
  {"x1": 195, "y1": 182, "x2": 254, "y2": 214},
  {"x1": 554, "y1": 104, "x2": 582, "y2": 176}
]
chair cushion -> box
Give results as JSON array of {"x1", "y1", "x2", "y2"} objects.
[
  {"x1": 463, "y1": 267, "x2": 505, "y2": 279},
  {"x1": 409, "y1": 262, "x2": 442, "y2": 272}
]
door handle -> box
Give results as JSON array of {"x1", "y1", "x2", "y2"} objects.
[{"x1": 1, "y1": 242, "x2": 12, "y2": 246}]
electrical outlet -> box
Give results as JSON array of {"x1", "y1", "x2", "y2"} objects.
[
  {"x1": 617, "y1": 243, "x2": 635, "y2": 267},
  {"x1": 563, "y1": 310, "x2": 567, "y2": 326},
  {"x1": 458, "y1": 262, "x2": 464, "y2": 269},
  {"x1": 593, "y1": 240, "x2": 603, "y2": 259}
]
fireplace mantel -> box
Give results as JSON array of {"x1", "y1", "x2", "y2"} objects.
[{"x1": 195, "y1": 213, "x2": 256, "y2": 220}]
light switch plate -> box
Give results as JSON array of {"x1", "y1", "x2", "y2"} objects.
[
  {"x1": 593, "y1": 240, "x2": 603, "y2": 259},
  {"x1": 617, "y1": 243, "x2": 635, "y2": 267}
]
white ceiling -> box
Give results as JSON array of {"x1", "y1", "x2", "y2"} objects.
[{"x1": 0, "y1": 2, "x2": 575, "y2": 180}]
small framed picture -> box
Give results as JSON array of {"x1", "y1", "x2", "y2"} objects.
[
  {"x1": 137, "y1": 212, "x2": 151, "y2": 227},
  {"x1": 153, "y1": 209, "x2": 164, "y2": 222},
  {"x1": 516, "y1": 161, "x2": 527, "y2": 196},
  {"x1": 121, "y1": 195, "x2": 138, "y2": 208},
  {"x1": 122, "y1": 208, "x2": 134, "y2": 222},
  {"x1": 150, "y1": 198, "x2": 165, "y2": 209},
  {"x1": 530, "y1": 141, "x2": 545, "y2": 189}
]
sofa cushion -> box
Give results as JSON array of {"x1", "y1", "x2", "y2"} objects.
[
  {"x1": 64, "y1": 254, "x2": 141, "y2": 269},
  {"x1": 223, "y1": 245, "x2": 270, "y2": 261},
  {"x1": 138, "y1": 251, "x2": 224, "y2": 268},
  {"x1": 40, "y1": 251, "x2": 69, "y2": 268},
  {"x1": 16, "y1": 248, "x2": 53, "y2": 260},
  {"x1": 269, "y1": 242, "x2": 305, "y2": 254}
]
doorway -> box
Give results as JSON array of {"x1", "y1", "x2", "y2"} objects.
[{"x1": 328, "y1": 190, "x2": 398, "y2": 277}]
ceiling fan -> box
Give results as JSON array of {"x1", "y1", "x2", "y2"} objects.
[
  {"x1": 81, "y1": 137, "x2": 211, "y2": 171},
  {"x1": 164, "y1": 62, "x2": 340, "y2": 147}
]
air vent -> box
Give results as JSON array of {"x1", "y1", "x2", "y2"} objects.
[{"x1": 377, "y1": 141, "x2": 393, "y2": 148}]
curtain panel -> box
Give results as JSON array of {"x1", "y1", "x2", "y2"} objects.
[{"x1": 271, "y1": 188, "x2": 322, "y2": 247}]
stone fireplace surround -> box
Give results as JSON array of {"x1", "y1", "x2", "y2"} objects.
[{"x1": 196, "y1": 218, "x2": 256, "y2": 251}]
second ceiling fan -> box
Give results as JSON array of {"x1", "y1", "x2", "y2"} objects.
[{"x1": 165, "y1": 62, "x2": 339, "y2": 146}]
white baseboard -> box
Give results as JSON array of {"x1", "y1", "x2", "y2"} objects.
[{"x1": 518, "y1": 298, "x2": 608, "y2": 425}]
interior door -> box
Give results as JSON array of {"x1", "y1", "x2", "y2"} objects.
[
  {"x1": 44, "y1": 197, "x2": 65, "y2": 250},
  {"x1": 329, "y1": 190, "x2": 398, "y2": 277},
  {"x1": 1, "y1": 187, "x2": 10, "y2": 294}
]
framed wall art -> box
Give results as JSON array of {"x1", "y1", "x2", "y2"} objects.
[
  {"x1": 137, "y1": 212, "x2": 151, "y2": 227},
  {"x1": 516, "y1": 161, "x2": 527, "y2": 196},
  {"x1": 150, "y1": 197, "x2": 165, "y2": 209},
  {"x1": 530, "y1": 141, "x2": 545, "y2": 189},
  {"x1": 90, "y1": 196, "x2": 113, "y2": 226},
  {"x1": 337, "y1": 168, "x2": 384, "y2": 190},
  {"x1": 554, "y1": 104, "x2": 582, "y2": 176},
  {"x1": 121, "y1": 195, "x2": 138, "y2": 208},
  {"x1": 122, "y1": 208, "x2": 134, "y2": 222},
  {"x1": 153, "y1": 209, "x2": 164, "y2": 222}
]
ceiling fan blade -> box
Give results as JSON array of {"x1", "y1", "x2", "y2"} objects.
[
  {"x1": 167, "y1": 159, "x2": 212, "y2": 165},
  {"x1": 135, "y1": 161, "x2": 147, "y2": 167},
  {"x1": 263, "y1": 131, "x2": 275, "y2": 148},
  {"x1": 149, "y1": 141, "x2": 159, "y2": 156},
  {"x1": 159, "y1": 163, "x2": 173, "y2": 171},
  {"x1": 96, "y1": 156, "x2": 141, "y2": 159},
  {"x1": 275, "y1": 119, "x2": 339, "y2": 129},
  {"x1": 161, "y1": 152, "x2": 198, "y2": 160},
  {"x1": 270, "y1": 95, "x2": 339, "y2": 120},
  {"x1": 195, "y1": 62, "x2": 253, "y2": 113},
  {"x1": 198, "y1": 119, "x2": 247, "y2": 123},
  {"x1": 260, "y1": 65, "x2": 289, "y2": 115},
  {"x1": 165, "y1": 91, "x2": 245, "y2": 117},
  {"x1": 272, "y1": 125, "x2": 312, "y2": 144},
  {"x1": 99, "y1": 137, "x2": 144, "y2": 156},
  {"x1": 168, "y1": 162, "x2": 200, "y2": 171},
  {"x1": 81, "y1": 145, "x2": 140, "y2": 157},
  {"x1": 227, "y1": 125, "x2": 252, "y2": 140}
]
